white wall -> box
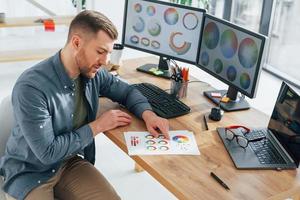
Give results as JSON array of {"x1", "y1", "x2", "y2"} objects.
[
  {"x1": 0, "y1": 0, "x2": 288, "y2": 116},
  {"x1": 0, "y1": 0, "x2": 76, "y2": 17}
]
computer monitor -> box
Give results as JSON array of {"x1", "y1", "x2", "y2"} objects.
[
  {"x1": 122, "y1": 0, "x2": 205, "y2": 78},
  {"x1": 197, "y1": 14, "x2": 266, "y2": 111}
]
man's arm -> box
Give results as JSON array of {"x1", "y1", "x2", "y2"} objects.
[
  {"x1": 93, "y1": 70, "x2": 169, "y2": 138},
  {"x1": 97, "y1": 69, "x2": 152, "y2": 118},
  {"x1": 13, "y1": 84, "x2": 93, "y2": 165},
  {"x1": 142, "y1": 110, "x2": 170, "y2": 139}
]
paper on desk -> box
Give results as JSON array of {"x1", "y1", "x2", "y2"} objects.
[{"x1": 124, "y1": 130, "x2": 200, "y2": 155}]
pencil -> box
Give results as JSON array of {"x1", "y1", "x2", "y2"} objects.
[{"x1": 203, "y1": 115, "x2": 209, "y2": 130}]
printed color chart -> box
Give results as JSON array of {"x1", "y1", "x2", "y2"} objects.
[{"x1": 124, "y1": 130, "x2": 200, "y2": 155}]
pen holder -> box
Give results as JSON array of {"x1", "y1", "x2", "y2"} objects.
[{"x1": 170, "y1": 80, "x2": 188, "y2": 99}]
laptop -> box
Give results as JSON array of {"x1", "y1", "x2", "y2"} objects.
[{"x1": 218, "y1": 82, "x2": 300, "y2": 169}]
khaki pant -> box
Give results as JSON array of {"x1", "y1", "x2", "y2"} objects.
[{"x1": 6, "y1": 156, "x2": 121, "y2": 200}]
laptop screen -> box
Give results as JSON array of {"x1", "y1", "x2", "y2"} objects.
[{"x1": 268, "y1": 82, "x2": 300, "y2": 166}]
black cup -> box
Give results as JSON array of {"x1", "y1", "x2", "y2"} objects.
[
  {"x1": 113, "y1": 43, "x2": 124, "y2": 50},
  {"x1": 209, "y1": 107, "x2": 223, "y2": 121}
]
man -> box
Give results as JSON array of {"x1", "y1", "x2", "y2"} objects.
[{"x1": 0, "y1": 10, "x2": 169, "y2": 200}]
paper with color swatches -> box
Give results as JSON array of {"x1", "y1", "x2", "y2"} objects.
[{"x1": 124, "y1": 130, "x2": 200, "y2": 155}]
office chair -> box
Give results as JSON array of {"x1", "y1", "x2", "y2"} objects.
[{"x1": 0, "y1": 96, "x2": 14, "y2": 200}]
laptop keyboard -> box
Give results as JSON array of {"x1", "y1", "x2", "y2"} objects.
[{"x1": 247, "y1": 129, "x2": 286, "y2": 165}]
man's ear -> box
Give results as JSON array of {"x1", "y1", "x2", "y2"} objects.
[{"x1": 71, "y1": 34, "x2": 81, "y2": 50}]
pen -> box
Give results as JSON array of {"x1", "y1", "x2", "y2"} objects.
[
  {"x1": 210, "y1": 172, "x2": 230, "y2": 190},
  {"x1": 203, "y1": 115, "x2": 208, "y2": 130}
]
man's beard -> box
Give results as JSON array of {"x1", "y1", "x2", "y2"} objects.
[{"x1": 75, "y1": 49, "x2": 94, "y2": 78}]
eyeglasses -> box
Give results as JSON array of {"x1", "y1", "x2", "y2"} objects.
[{"x1": 225, "y1": 125, "x2": 266, "y2": 148}]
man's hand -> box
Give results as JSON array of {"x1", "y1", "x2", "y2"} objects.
[
  {"x1": 89, "y1": 109, "x2": 132, "y2": 136},
  {"x1": 142, "y1": 110, "x2": 169, "y2": 140}
]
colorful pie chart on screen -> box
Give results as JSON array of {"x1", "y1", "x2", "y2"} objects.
[
  {"x1": 147, "y1": 6, "x2": 156, "y2": 16},
  {"x1": 183, "y1": 12, "x2": 199, "y2": 30},
  {"x1": 172, "y1": 135, "x2": 189, "y2": 143},
  {"x1": 203, "y1": 22, "x2": 220, "y2": 49},
  {"x1": 134, "y1": 3, "x2": 142, "y2": 13},
  {"x1": 220, "y1": 29, "x2": 238, "y2": 58},
  {"x1": 147, "y1": 19, "x2": 161, "y2": 36},
  {"x1": 226, "y1": 66, "x2": 237, "y2": 81},
  {"x1": 200, "y1": 51, "x2": 209, "y2": 66},
  {"x1": 132, "y1": 16, "x2": 145, "y2": 33},
  {"x1": 164, "y1": 7, "x2": 179, "y2": 25},
  {"x1": 169, "y1": 32, "x2": 191, "y2": 55},
  {"x1": 130, "y1": 35, "x2": 139, "y2": 44},
  {"x1": 213, "y1": 58, "x2": 223, "y2": 74},
  {"x1": 238, "y1": 38, "x2": 259, "y2": 68},
  {"x1": 240, "y1": 73, "x2": 251, "y2": 89}
]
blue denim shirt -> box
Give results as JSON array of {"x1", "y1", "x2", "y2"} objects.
[{"x1": 0, "y1": 51, "x2": 152, "y2": 199}]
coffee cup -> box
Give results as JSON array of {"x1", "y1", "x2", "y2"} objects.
[
  {"x1": 108, "y1": 43, "x2": 124, "y2": 70},
  {"x1": 0, "y1": 13, "x2": 5, "y2": 23}
]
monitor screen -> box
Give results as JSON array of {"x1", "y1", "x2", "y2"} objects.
[
  {"x1": 197, "y1": 14, "x2": 266, "y2": 99},
  {"x1": 268, "y1": 82, "x2": 300, "y2": 166},
  {"x1": 123, "y1": 0, "x2": 205, "y2": 64}
]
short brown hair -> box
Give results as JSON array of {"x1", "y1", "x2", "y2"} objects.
[{"x1": 67, "y1": 10, "x2": 118, "y2": 42}]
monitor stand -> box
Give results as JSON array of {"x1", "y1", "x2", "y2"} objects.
[
  {"x1": 204, "y1": 86, "x2": 250, "y2": 112},
  {"x1": 136, "y1": 56, "x2": 171, "y2": 79}
]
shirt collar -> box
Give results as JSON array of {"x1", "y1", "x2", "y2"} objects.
[
  {"x1": 52, "y1": 50, "x2": 92, "y2": 90},
  {"x1": 53, "y1": 50, "x2": 75, "y2": 89}
]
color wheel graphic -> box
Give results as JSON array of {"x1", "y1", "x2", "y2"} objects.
[
  {"x1": 183, "y1": 12, "x2": 199, "y2": 30},
  {"x1": 169, "y1": 32, "x2": 191, "y2": 55},
  {"x1": 240, "y1": 73, "x2": 251, "y2": 89},
  {"x1": 226, "y1": 66, "x2": 237, "y2": 81},
  {"x1": 158, "y1": 140, "x2": 168, "y2": 145},
  {"x1": 134, "y1": 3, "x2": 142, "y2": 13},
  {"x1": 130, "y1": 35, "x2": 139, "y2": 44},
  {"x1": 203, "y1": 22, "x2": 220, "y2": 49},
  {"x1": 151, "y1": 40, "x2": 160, "y2": 49},
  {"x1": 132, "y1": 16, "x2": 145, "y2": 33},
  {"x1": 147, "y1": 146, "x2": 156, "y2": 151},
  {"x1": 159, "y1": 146, "x2": 169, "y2": 151},
  {"x1": 146, "y1": 140, "x2": 156, "y2": 145},
  {"x1": 164, "y1": 7, "x2": 179, "y2": 25},
  {"x1": 147, "y1": 19, "x2": 161, "y2": 36},
  {"x1": 213, "y1": 59, "x2": 223, "y2": 74},
  {"x1": 220, "y1": 29, "x2": 238, "y2": 58},
  {"x1": 238, "y1": 38, "x2": 259, "y2": 68},
  {"x1": 172, "y1": 135, "x2": 189, "y2": 143},
  {"x1": 145, "y1": 134, "x2": 155, "y2": 139},
  {"x1": 147, "y1": 6, "x2": 156, "y2": 16},
  {"x1": 200, "y1": 51, "x2": 209, "y2": 66}
]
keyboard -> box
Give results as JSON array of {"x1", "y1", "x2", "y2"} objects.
[
  {"x1": 133, "y1": 83, "x2": 190, "y2": 118},
  {"x1": 247, "y1": 129, "x2": 286, "y2": 165}
]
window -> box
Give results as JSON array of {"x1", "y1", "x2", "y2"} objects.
[
  {"x1": 266, "y1": 0, "x2": 300, "y2": 87},
  {"x1": 231, "y1": 0, "x2": 263, "y2": 32}
]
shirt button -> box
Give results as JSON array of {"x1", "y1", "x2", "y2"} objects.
[
  {"x1": 52, "y1": 169, "x2": 56, "y2": 173},
  {"x1": 71, "y1": 93, "x2": 74, "y2": 96},
  {"x1": 39, "y1": 125, "x2": 43, "y2": 129},
  {"x1": 38, "y1": 180, "x2": 41, "y2": 184},
  {"x1": 64, "y1": 85, "x2": 67, "y2": 89},
  {"x1": 72, "y1": 84, "x2": 75, "y2": 87},
  {"x1": 71, "y1": 114, "x2": 74, "y2": 118}
]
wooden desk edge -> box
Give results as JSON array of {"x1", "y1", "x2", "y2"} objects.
[{"x1": 104, "y1": 131, "x2": 188, "y2": 199}]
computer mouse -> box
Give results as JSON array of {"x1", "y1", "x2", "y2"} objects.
[{"x1": 209, "y1": 107, "x2": 223, "y2": 121}]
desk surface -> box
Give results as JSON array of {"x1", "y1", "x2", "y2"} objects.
[{"x1": 100, "y1": 56, "x2": 300, "y2": 200}]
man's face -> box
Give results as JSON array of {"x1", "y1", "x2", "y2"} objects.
[{"x1": 75, "y1": 30, "x2": 114, "y2": 79}]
